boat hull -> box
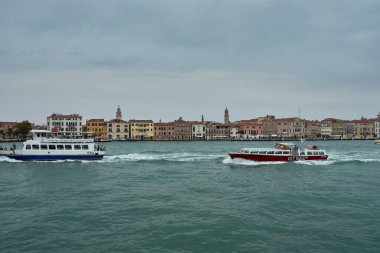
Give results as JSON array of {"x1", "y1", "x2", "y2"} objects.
[
  {"x1": 229, "y1": 153, "x2": 328, "y2": 162},
  {"x1": 5, "y1": 154, "x2": 104, "y2": 161}
]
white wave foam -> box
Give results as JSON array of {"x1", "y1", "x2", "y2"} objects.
[
  {"x1": 328, "y1": 152, "x2": 380, "y2": 164},
  {"x1": 102, "y1": 153, "x2": 226, "y2": 163},
  {"x1": 0, "y1": 156, "x2": 22, "y2": 163},
  {"x1": 222, "y1": 157, "x2": 287, "y2": 166},
  {"x1": 296, "y1": 160, "x2": 335, "y2": 166}
]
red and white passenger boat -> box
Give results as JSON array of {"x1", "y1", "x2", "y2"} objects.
[{"x1": 229, "y1": 143, "x2": 328, "y2": 162}]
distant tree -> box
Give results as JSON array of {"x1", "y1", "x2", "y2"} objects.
[
  {"x1": 15, "y1": 121, "x2": 32, "y2": 139},
  {"x1": 6, "y1": 128, "x2": 14, "y2": 138}
]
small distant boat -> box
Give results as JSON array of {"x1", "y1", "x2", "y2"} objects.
[
  {"x1": 1, "y1": 130, "x2": 106, "y2": 161},
  {"x1": 228, "y1": 142, "x2": 328, "y2": 162},
  {"x1": 375, "y1": 139, "x2": 380, "y2": 145}
]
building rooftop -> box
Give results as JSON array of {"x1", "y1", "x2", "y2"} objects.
[{"x1": 48, "y1": 114, "x2": 82, "y2": 119}]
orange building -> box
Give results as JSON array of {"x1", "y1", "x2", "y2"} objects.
[{"x1": 86, "y1": 119, "x2": 107, "y2": 140}]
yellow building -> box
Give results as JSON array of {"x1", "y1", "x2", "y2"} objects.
[
  {"x1": 129, "y1": 120, "x2": 154, "y2": 140},
  {"x1": 353, "y1": 120, "x2": 375, "y2": 139},
  {"x1": 86, "y1": 119, "x2": 107, "y2": 140}
]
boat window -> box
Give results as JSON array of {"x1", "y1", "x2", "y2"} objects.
[
  {"x1": 313, "y1": 152, "x2": 318, "y2": 155},
  {"x1": 49, "y1": 145, "x2": 56, "y2": 150},
  {"x1": 319, "y1": 152, "x2": 324, "y2": 155},
  {"x1": 267, "y1": 151, "x2": 275, "y2": 154},
  {"x1": 65, "y1": 145, "x2": 72, "y2": 150},
  {"x1": 250, "y1": 151, "x2": 258, "y2": 154},
  {"x1": 283, "y1": 151, "x2": 290, "y2": 155},
  {"x1": 82, "y1": 145, "x2": 89, "y2": 150},
  {"x1": 74, "y1": 145, "x2": 81, "y2": 150},
  {"x1": 57, "y1": 145, "x2": 64, "y2": 150},
  {"x1": 41, "y1": 145, "x2": 48, "y2": 150},
  {"x1": 32, "y1": 145, "x2": 39, "y2": 150},
  {"x1": 307, "y1": 152, "x2": 312, "y2": 155},
  {"x1": 26, "y1": 145, "x2": 31, "y2": 150},
  {"x1": 259, "y1": 151, "x2": 266, "y2": 154},
  {"x1": 275, "y1": 151, "x2": 282, "y2": 154},
  {"x1": 243, "y1": 150, "x2": 249, "y2": 154},
  {"x1": 300, "y1": 152, "x2": 305, "y2": 156}
]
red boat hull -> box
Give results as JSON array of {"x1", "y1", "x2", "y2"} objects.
[{"x1": 228, "y1": 153, "x2": 328, "y2": 162}]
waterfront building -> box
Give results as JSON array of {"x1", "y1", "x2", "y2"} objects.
[
  {"x1": 321, "y1": 119, "x2": 333, "y2": 138},
  {"x1": 0, "y1": 122, "x2": 18, "y2": 138},
  {"x1": 31, "y1": 124, "x2": 47, "y2": 130},
  {"x1": 374, "y1": 117, "x2": 380, "y2": 138},
  {"x1": 129, "y1": 120, "x2": 154, "y2": 140},
  {"x1": 232, "y1": 120, "x2": 262, "y2": 140},
  {"x1": 304, "y1": 120, "x2": 322, "y2": 139},
  {"x1": 107, "y1": 119, "x2": 129, "y2": 140},
  {"x1": 86, "y1": 119, "x2": 107, "y2": 141},
  {"x1": 47, "y1": 114, "x2": 82, "y2": 137},
  {"x1": 206, "y1": 122, "x2": 231, "y2": 140},
  {"x1": 352, "y1": 119, "x2": 375, "y2": 139},
  {"x1": 191, "y1": 121, "x2": 206, "y2": 140},
  {"x1": 275, "y1": 118, "x2": 292, "y2": 138},
  {"x1": 174, "y1": 117, "x2": 192, "y2": 140},
  {"x1": 229, "y1": 124, "x2": 240, "y2": 140},
  {"x1": 107, "y1": 106, "x2": 129, "y2": 141},
  {"x1": 275, "y1": 118, "x2": 304, "y2": 138},
  {"x1": 332, "y1": 120, "x2": 348, "y2": 139},
  {"x1": 258, "y1": 115, "x2": 277, "y2": 138},
  {"x1": 345, "y1": 122, "x2": 355, "y2": 139},
  {"x1": 154, "y1": 121, "x2": 175, "y2": 140}
]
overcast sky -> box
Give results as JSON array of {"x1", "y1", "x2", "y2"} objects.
[{"x1": 0, "y1": 0, "x2": 379, "y2": 124}]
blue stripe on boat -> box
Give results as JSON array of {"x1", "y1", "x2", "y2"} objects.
[{"x1": 7, "y1": 155, "x2": 104, "y2": 161}]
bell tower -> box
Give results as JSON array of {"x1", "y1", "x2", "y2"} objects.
[
  {"x1": 224, "y1": 107, "x2": 230, "y2": 124},
  {"x1": 116, "y1": 105, "x2": 122, "y2": 120}
]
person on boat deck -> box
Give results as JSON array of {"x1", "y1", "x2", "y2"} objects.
[{"x1": 293, "y1": 145, "x2": 299, "y2": 155}]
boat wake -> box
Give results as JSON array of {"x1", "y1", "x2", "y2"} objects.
[
  {"x1": 223, "y1": 157, "x2": 288, "y2": 166},
  {"x1": 0, "y1": 156, "x2": 22, "y2": 163},
  {"x1": 223, "y1": 152, "x2": 380, "y2": 166},
  {"x1": 0, "y1": 153, "x2": 226, "y2": 163},
  {"x1": 88, "y1": 153, "x2": 227, "y2": 163}
]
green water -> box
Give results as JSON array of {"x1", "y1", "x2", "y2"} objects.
[{"x1": 1, "y1": 141, "x2": 379, "y2": 252}]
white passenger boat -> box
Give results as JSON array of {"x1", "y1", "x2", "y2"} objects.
[{"x1": 1, "y1": 130, "x2": 105, "y2": 161}]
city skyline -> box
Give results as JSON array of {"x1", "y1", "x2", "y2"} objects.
[{"x1": 1, "y1": 0, "x2": 379, "y2": 123}]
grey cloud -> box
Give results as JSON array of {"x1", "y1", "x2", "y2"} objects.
[{"x1": 0, "y1": 0, "x2": 379, "y2": 122}]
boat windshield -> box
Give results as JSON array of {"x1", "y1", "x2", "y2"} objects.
[{"x1": 274, "y1": 143, "x2": 294, "y2": 150}]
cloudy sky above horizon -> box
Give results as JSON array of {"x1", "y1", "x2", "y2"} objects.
[{"x1": 0, "y1": 0, "x2": 379, "y2": 124}]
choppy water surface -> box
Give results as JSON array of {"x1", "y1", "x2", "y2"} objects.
[{"x1": 1, "y1": 141, "x2": 380, "y2": 252}]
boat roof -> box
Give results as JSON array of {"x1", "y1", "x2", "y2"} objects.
[
  {"x1": 31, "y1": 130, "x2": 50, "y2": 133},
  {"x1": 274, "y1": 142, "x2": 296, "y2": 149}
]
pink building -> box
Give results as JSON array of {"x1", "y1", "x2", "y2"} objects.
[
  {"x1": 154, "y1": 122, "x2": 175, "y2": 140},
  {"x1": 234, "y1": 120, "x2": 263, "y2": 139},
  {"x1": 0, "y1": 122, "x2": 18, "y2": 137}
]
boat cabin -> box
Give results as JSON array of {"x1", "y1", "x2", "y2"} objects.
[{"x1": 31, "y1": 130, "x2": 52, "y2": 140}]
